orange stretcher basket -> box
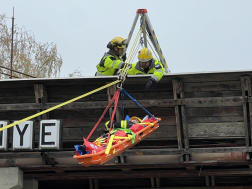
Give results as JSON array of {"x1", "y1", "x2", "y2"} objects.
[{"x1": 73, "y1": 118, "x2": 161, "y2": 167}]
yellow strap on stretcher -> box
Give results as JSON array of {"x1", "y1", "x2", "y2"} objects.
[
  {"x1": 105, "y1": 135, "x2": 115, "y2": 154},
  {"x1": 114, "y1": 135, "x2": 132, "y2": 141},
  {"x1": 138, "y1": 123, "x2": 154, "y2": 125}
]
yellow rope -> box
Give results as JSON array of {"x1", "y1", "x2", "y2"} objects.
[
  {"x1": 120, "y1": 27, "x2": 143, "y2": 77},
  {"x1": 121, "y1": 28, "x2": 142, "y2": 75},
  {"x1": 0, "y1": 80, "x2": 121, "y2": 132}
]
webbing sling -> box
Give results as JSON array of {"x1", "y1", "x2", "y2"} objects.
[
  {"x1": 86, "y1": 90, "x2": 120, "y2": 141},
  {"x1": 121, "y1": 89, "x2": 158, "y2": 120}
]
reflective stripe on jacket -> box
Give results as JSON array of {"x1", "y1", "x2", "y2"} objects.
[
  {"x1": 96, "y1": 50, "x2": 124, "y2": 76},
  {"x1": 105, "y1": 120, "x2": 133, "y2": 130},
  {"x1": 127, "y1": 58, "x2": 165, "y2": 82}
]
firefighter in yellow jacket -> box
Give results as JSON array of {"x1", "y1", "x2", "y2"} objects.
[
  {"x1": 95, "y1": 37, "x2": 128, "y2": 76},
  {"x1": 128, "y1": 48, "x2": 165, "y2": 91}
]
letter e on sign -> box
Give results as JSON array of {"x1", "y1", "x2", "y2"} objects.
[
  {"x1": 39, "y1": 120, "x2": 61, "y2": 150},
  {"x1": 13, "y1": 121, "x2": 34, "y2": 150},
  {"x1": 0, "y1": 121, "x2": 8, "y2": 151}
]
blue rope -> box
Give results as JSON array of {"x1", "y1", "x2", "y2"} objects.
[
  {"x1": 121, "y1": 92, "x2": 124, "y2": 119},
  {"x1": 121, "y1": 89, "x2": 157, "y2": 120}
]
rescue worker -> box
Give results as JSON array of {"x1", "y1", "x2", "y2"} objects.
[
  {"x1": 128, "y1": 48, "x2": 165, "y2": 91},
  {"x1": 95, "y1": 37, "x2": 128, "y2": 76}
]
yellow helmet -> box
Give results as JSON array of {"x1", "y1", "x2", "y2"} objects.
[
  {"x1": 130, "y1": 116, "x2": 142, "y2": 123},
  {"x1": 107, "y1": 37, "x2": 127, "y2": 49},
  {"x1": 138, "y1": 48, "x2": 153, "y2": 62}
]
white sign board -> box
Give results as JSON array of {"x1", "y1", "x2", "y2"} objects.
[
  {"x1": 0, "y1": 121, "x2": 8, "y2": 150},
  {"x1": 39, "y1": 120, "x2": 61, "y2": 150},
  {"x1": 13, "y1": 121, "x2": 34, "y2": 150}
]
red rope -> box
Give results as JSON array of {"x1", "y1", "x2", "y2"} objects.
[
  {"x1": 86, "y1": 90, "x2": 120, "y2": 141},
  {"x1": 106, "y1": 90, "x2": 120, "y2": 145}
]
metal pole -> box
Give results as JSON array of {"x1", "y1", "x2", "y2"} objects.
[
  {"x1": 10, "y1": 7, "x2": 15, "y2": 79},
  {"x1": 123, "y1": 13, "x2": 140, "y2": 56},
  {"x1": 145, "y1": 13, "x2": 169, "y2": 73},
  {"x1": 142, "y1": 14, "x2": 147, "y2": 48}
]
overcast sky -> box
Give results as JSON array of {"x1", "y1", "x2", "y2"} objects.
[{"x1": 1, "y1": 0, "x2": 252, "y2": 77}]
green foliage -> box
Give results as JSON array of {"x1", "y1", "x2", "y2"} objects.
[{"x1": 0, "y1": 14, "x2": 63, "y2": 79}]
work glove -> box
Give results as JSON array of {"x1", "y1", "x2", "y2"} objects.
[
  {"x1": 121, "y1": 63, "x2": 132, "y2": 69},
  {"x1": 145, "y1": 78, "x2": 156, "y2": 91},
  {"x1": 122, "y1": 53, "x2": 127, "y2": 61}
]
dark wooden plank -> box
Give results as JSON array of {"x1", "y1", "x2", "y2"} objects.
[
  {"x1": 187, "y1": 116, "x2": 244, "y2": 123},
  {"x1": 0, "y1": 103, "x2": 41, "y2": 110},
  {"x1": 62, "y1": 118, "x2": 109, "y2": 127},
  {"x1": 48, "y1": 94, "x2": 108, "y2": 102},
  {"x1": 174, "y1": 106, "x2": 183, "y2": 149},
  {"x1": 0, "y1": 96, "x2": 35, "y2": 104},
  {"x1": 186, "y1": 107, "x2": 243, "y2": 117},
  {"x1": 187, "y1": 146, "x2": 252, "y2": 154},
  {"x1": 122, "y1": 148, "x2": 183, "y2": 156},
  {"x1": 172, "y1": 79, "x2": 183, "y2": 151},
  {"x1": 123, "y1": 83, "x2": 173, "y2": 92},
  {"x1": 45, "y1": 100, "x2": 177, "y2": 110},
  {"x1": 47, "y1": 85, "x2": 108, "y2": 96},
  {"x1": 49, "y1": 110, "x2": 111, "y2": 119},
  {"x1": 0, "y1": 87, "x2": 35, "y2": 97},
  {"x1": 172, "y1": 79, "x2": 181, "y2": 100},
  {"x1": 241, "y1": 77, "x2": 246, "y2": 96},
  {"x1": 245, "y1": 76, "x2": 251, "y2": 96},
  {"x1": 0, "y1": 110, "x2": 38, "y2": 120},
  {"x1": 184, "y1": 81, "x2": 241, "y2": 92},
  {"x1": 181, "y1": 106, "x2": 189, "y2": 154},
  {"x1": 123, "y1": 107, "x2": 175, "y2": 117},
  {"x1": 179, "y1": 79, "x2": 190, "y2": 161},
  {"x1": 0, "y1": 97, "x2": 245, "y2": 111},
  {"x1": 184, "y1": 91, "x2": 242, "y2": 98},
  {"x1": 34, "y1": 84, "x2": 49, "y2": 119},
  {"x1": 145, "y1": 125, "x2": 177, "y2": 139},
  {"x1": 23, "y1": 168, "x2": 252, "y2": 180},
  {"x1": 188, "y1": 122, "x2": 245, "y2": 138},
  {"x1": 122, "y1": 91, "x2": 174, "y2": 100},
  {"x1": 250, "y1": 102, "x2": 252, "y2": 147},
  {"x1": 175, "y1": 72, "x2": 251, "y2": 83},
  {"x1": 183, "y1": 96, "x2": 246, "y2": 107},
  {"x1": 243, "y1": 102, "x2": 249, "y2": 147},
  {"x1": 241, "y1": 77, "x2": 250, "y2": 155}
]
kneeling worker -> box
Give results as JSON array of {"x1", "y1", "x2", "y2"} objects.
[
  {"x1": 128, "y1": 48, "x2": 165, "y2": 91},
  {"x1": 95, "y1": 37, "x2": 128, "y2": 76}
]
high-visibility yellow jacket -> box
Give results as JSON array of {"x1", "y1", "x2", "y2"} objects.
[
  {"x1": 96, "y1": 50, "x2": 124, "y2": 76},
  {"x1": 127, "y1": 58, "x2": 165, "y2": 82}
]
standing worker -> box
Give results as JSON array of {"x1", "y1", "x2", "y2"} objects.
[
  {"x1": 95, "y1": 37, "x2": 128, "y2": 76},
  {"x1": 128, "y1": 48, "x2": 165, "y2": 91}
]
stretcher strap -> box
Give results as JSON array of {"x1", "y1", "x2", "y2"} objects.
[
  {"x1": 121, "y1": 89, "x2": 158, "y2": 120},
  {"x1": 86, "y1": 90, "x2": 120, "y2": 141}
]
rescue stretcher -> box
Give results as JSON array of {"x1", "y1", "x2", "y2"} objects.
[{"x1": 73, "y1": 117, "x2": 160, "y2": 167}]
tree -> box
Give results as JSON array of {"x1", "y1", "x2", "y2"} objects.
[
  {"x1": 0, "y1": 14, "x2": 63, "y2": 79},
  {"x1": 68, "y1": 67, "x2": 84, "y2": 77}
]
